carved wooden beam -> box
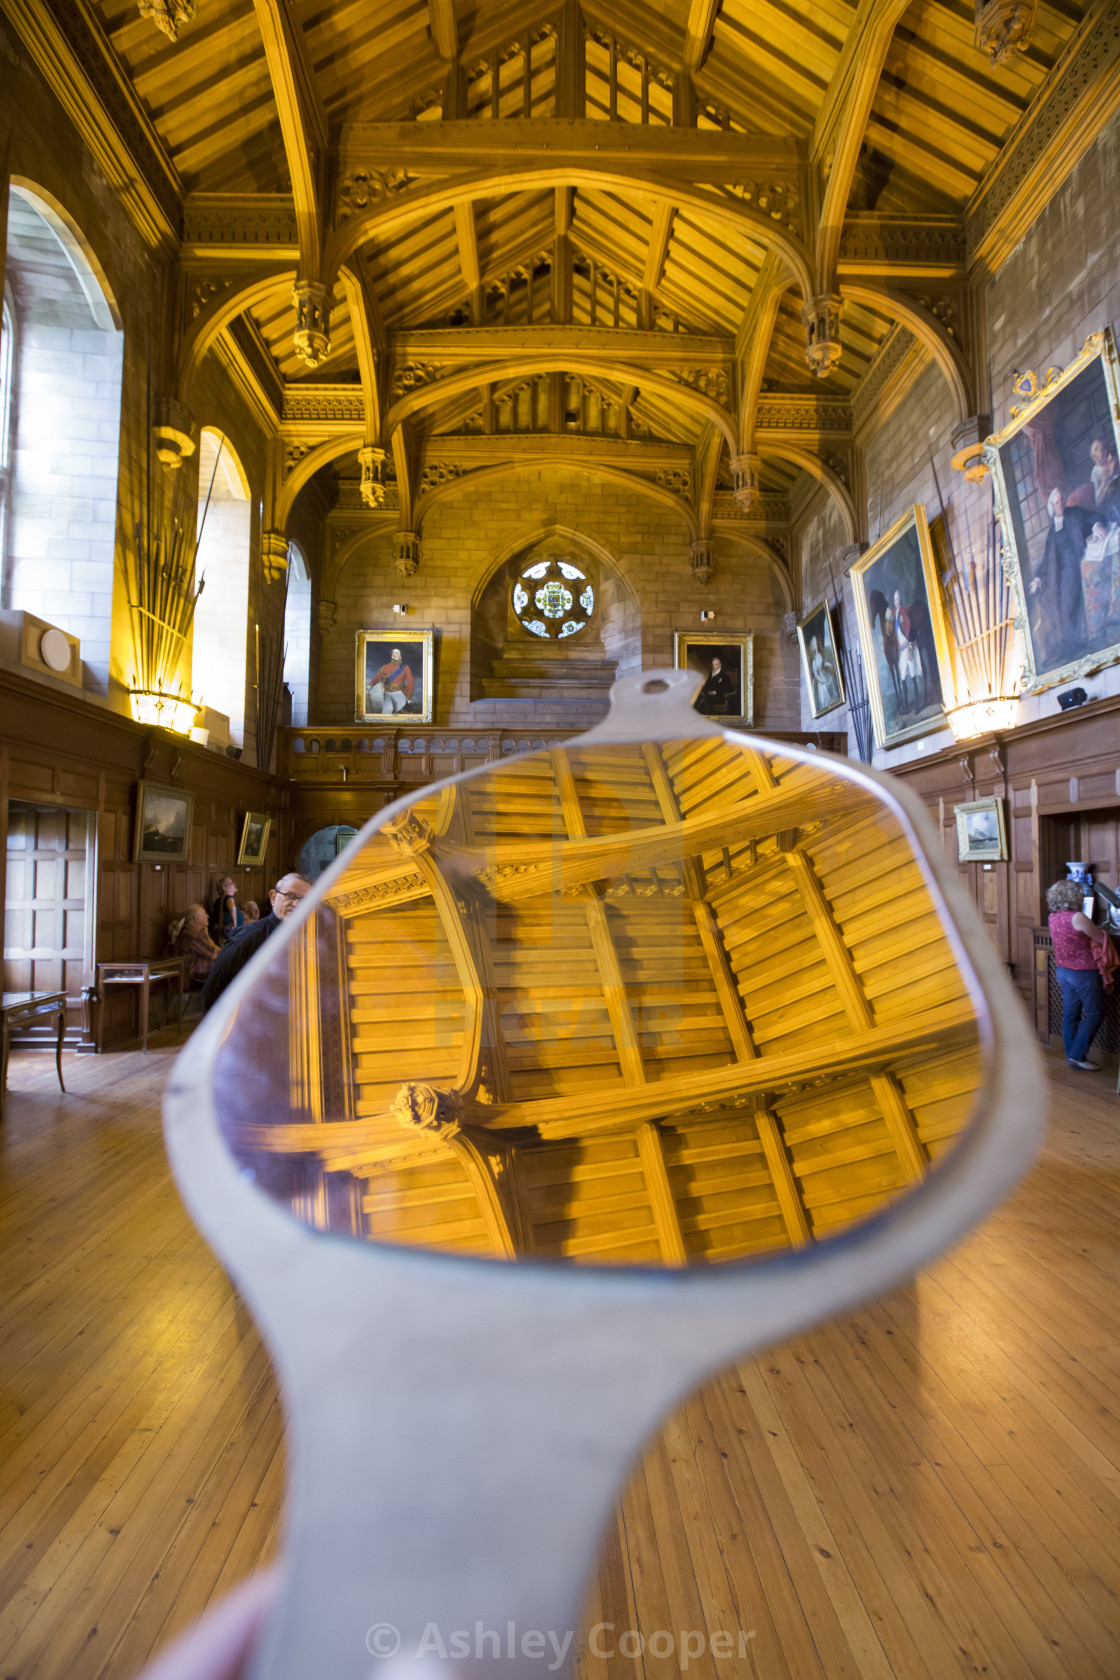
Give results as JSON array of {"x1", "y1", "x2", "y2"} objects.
[
  {"x1": 966, "y1": 0, "x2": 1120, "y2": 282},
  {"x1": 638, "y1": 200, "x2": 676, "y2": 330},
  {"x1": 807, "y1": 0, "x2": 911, "y2": 371},
  {"x1": 428, "y1": 0, "x2": 458, "y2": 59},
  {"x1": 453, "y1": 203, "x2": 483, "y2": 325},
  {"x1": 253, "y1": 0, "x2": 330, "y2": 362},
  {"x1": 782, "y1": 844, "x2": 927, "y2": 1181},
  {"x1": 635, "y1": 1124, "x2": 688, "y2": 1266},
  {"x1": 460, "y1": 772, "x2": 869, "y2": 904},
  {"x1": 682, "y1": 0, "x2": 720, "y2": 75},
  {"x1": 339, "y1": 265, "x2": 386, "y2": 447}
]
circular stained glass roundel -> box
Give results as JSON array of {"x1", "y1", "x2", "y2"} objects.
[{"x1": 513, "y1": 558, "x2": 594, "y2": 641}]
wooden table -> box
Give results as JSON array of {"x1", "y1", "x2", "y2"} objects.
[
  {"x1": 96, "y1": 958, "x2": 185, "y2": 1053},
  {"x1": 1, "y1": 991, "x2": 67, "y2": 1121}
]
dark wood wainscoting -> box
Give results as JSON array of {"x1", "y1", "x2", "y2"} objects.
[
  {"x1": 886, "y1": 695, "x2": 1120, "y2": 1051},
  {"x1": 0, "y1": 669, "x2": 290, "y2": 1049}
]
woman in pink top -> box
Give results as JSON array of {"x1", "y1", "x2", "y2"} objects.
[{"x1": 1046, "y1": 878, "x2": 1106, "y2": 1069}]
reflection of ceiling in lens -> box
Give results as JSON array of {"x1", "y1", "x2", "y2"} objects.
[{"x1": 218, "y1": 739, "x2": 983, "y2": 1266}]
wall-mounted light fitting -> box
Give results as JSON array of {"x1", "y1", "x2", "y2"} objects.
[
  {"x1": 699, "y1": 610, "x2": 716, "y2": 622},
  {"x1": 392, "y1": 604, "x2": 408, "y2": 614}
]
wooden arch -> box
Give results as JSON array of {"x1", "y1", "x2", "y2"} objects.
[
  {"x1": 275, "y1": 433, "x2": 364, "y2": 529},
  {"x1": 177, "y1": 265, "x2": 296, "y2": 400},
  {"x1": 325, "y1": 169, "x2": 814, "y2": 302},
  {"x1": 840, "y1": 282, "x2": 973, "y2": 426},
  {"x1": 385, "y1": 359, "x2": 736, "y2": 453},
  {"x1": 761, "y1": 444, "x2": 859, "y2": 545}
]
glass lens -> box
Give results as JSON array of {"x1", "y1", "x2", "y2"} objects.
[{"x1": 211, "y1": 738, "x2": 985, "y2": 1266}]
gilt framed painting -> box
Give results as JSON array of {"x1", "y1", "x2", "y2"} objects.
[
  {"x1": 954, "y1": 797, "x2": 1008, "y2": 864},
  {"x1": 355, "y1": 629, "x2": 435, "y2": 725},
  {"x1": 797, "y1": 598, "x2": 846, "y2": 719},
  {"x1": 850, "y1": 506, "x2": 953, "y2": 750},
  {"x1": 237, "y1": 811, "x2": 271, "y2": 868},
  {"x1": 134, "y1": 781, "x2": 194, "y2": 864},
  {"x1": 673, "y1": 631, "x2": 754, "y2": 727},
  {"x1": 986, "y1": 328, "x2": 1120, "y2": 693}
]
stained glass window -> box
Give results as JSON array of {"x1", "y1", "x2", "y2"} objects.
[{"x1": 513, "y1": 557, "x2": 595, "y2": 641}]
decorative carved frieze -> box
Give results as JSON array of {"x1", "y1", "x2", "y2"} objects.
[
  {"x1": 974, "y1": 0, "x2": 1037, "y2": 67},
  {"x1": 419, "y1": 462, "x2": 467, "y2": 493},
  {"x1": 712, "y1": 492, "x2": 790, "y2": 523},
  {"x1": 292, "y1": 281, "x2": 331, "y2": 368},
  {"x1": 667, "y1": 367, "x2": 730, "y2": 405},
  {"x1": 330, "y1": 873, "x2": 427, "y2": 914},
  {"x1": 839, "y1": 215, "x2": 966, "y2": 271},
  {"x1": 183, "y1": 196, "x2": 298, "y2": 248},
  {"x1": 967, "y1": 6, "x2": 1120, "y2": 268},
  {"x1": 336, "y1": 483, "x2": 400, "y2": 514},
  {"x1": 336, "y1": 169, "x2": 414, "y2": 226},
  {"x1": 392, "y1": 362, "x2": 445, "y2": 397},
  {"x1": 713, "y1": 181, "x2": 801, "y2": 236},
  {"x1": 189, "y1": 277, "x2": 236, "y2": 321},
  {"x1": 284, "y1": 443, "x2": 313, "y2": 479},
  {"x1": 651, "y1": 467, "x2": 693, "y2": 498},
  {"x1": 803, "y1": 294, "x2": 845, "y2": 378},
  {"x1": 282, "y1": 388, "x2": 365, "y2": 424},
  {"x1": 755, "y1": 396, "x2": 851, "y2": 434}
]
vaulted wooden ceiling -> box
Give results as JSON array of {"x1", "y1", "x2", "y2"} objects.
[
  {"x1": 28, "y1": 0, "x2": 1105, "y2": 541},
  {"x1": 215, "y1": 737, "x2": 985, "y2": 1264}
]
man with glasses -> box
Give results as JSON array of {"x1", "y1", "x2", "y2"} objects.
[{"x1": 200, "y1": 872, "x2": 312, "y2": 1013}]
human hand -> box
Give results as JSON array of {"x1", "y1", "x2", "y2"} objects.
[{"x1": 132, "y1": 1569, "x2": 279, "y2": 1680}]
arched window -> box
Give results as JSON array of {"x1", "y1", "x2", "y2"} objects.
[
  {"x1": 192, "y1": 429, "x2": 251, "y2": 751},
  {"x1": 1, "y1": 185, "x2": 123, "y2": 695},
  {"x1": 0, "y1": 296, "x2": 13, "y2": 567},
  {"x1": 512, "y1": 555, "x2": 595, "y2": 640},
  {"x1": 283, "y1": 542, "x2": 312, "y2": 726}
]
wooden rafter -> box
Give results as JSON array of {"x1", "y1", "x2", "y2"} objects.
[
  {"x1": 339, "y1": 265, "x2": 386, "y2": 440},
  {"x1": 782, "y1": 843, "x2": 927, "y2": 1181},
  {"x1": 428, "y1": 0, "x2": 458, "y2": 59},
  {"x1": 253, "y1": 0, "x2": 328, "y2": 277},
  {"x1": 453, "y1": 203, "x2": 483, "y2": 325},
  {"x1": 638, "y1": 201, "x2": 675, "y2": 330},
  {"x1": 682, "y1": 0, "x2": 720, "y2": 75},
  {"x1": 635, "y1": 1124, "x2": 688, "y2": 1266},
  {"x1": 810, "y1": 0, "x2": 912, "y2": 291}
]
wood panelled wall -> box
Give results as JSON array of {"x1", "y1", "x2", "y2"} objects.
[
  {"x1": 886, "y1": 695, "x2": 1120, "y2": 1032},
  {"x1": 0, "y1": 669, "x2": 290, "y2": 1047}
]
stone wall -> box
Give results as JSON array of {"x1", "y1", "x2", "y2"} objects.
[
  {"x1": 316, "y1": 466, "x2": 801, "y2": 731},
  {"x1": 795, "y1": 108, "x2": 1120, "y2": 766}
]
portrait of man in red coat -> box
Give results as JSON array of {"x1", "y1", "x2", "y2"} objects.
[{"x1": 366, "y1": 645, "x2": 416, "y2": 714}]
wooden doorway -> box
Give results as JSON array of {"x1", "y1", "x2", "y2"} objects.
[{"x1": 4, "y1": 801, "x2": 97, "y2": 1042}]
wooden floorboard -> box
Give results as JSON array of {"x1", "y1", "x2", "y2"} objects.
[{"x1": 0, "y1": 1038, "x2": 1117, "y2": 1678}]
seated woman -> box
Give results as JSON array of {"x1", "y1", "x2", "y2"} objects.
[
  {"x1": 210, "y1": 874, "x2": 246, "y2": 945},
  {"x1": 175, "y1": 902, "x2": 222, "y2": 990}
]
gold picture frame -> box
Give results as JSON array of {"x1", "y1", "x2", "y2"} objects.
[
  {"x1": 954, "y1": 797, "x2": 1008, "y2": 864},
  {"x1": 849, "y1": 505, "x2": 953, "y2": 749},
  {"x1": 985, "y1": 328, "x2": 1120, "y2": 694},
  {"x1": 672, "y1": 631, "x2": 754, "y2": 726},
  {"x1": 355, "y1": 629, "x2": 435, "y2": 725},
  {"x1": 236, "y1": 811, "x2": 271, "y2": 868},
  {"x1": 134, "y1": 780, "x2": 194, "y2": 864},
  {"x1": 796, "y1": 598, "x2": 846, "y2": 719}
]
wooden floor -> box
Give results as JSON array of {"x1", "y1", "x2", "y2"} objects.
[{"x1": 0, "y1": 1039, "x2": 1117, "y2": 1679}]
